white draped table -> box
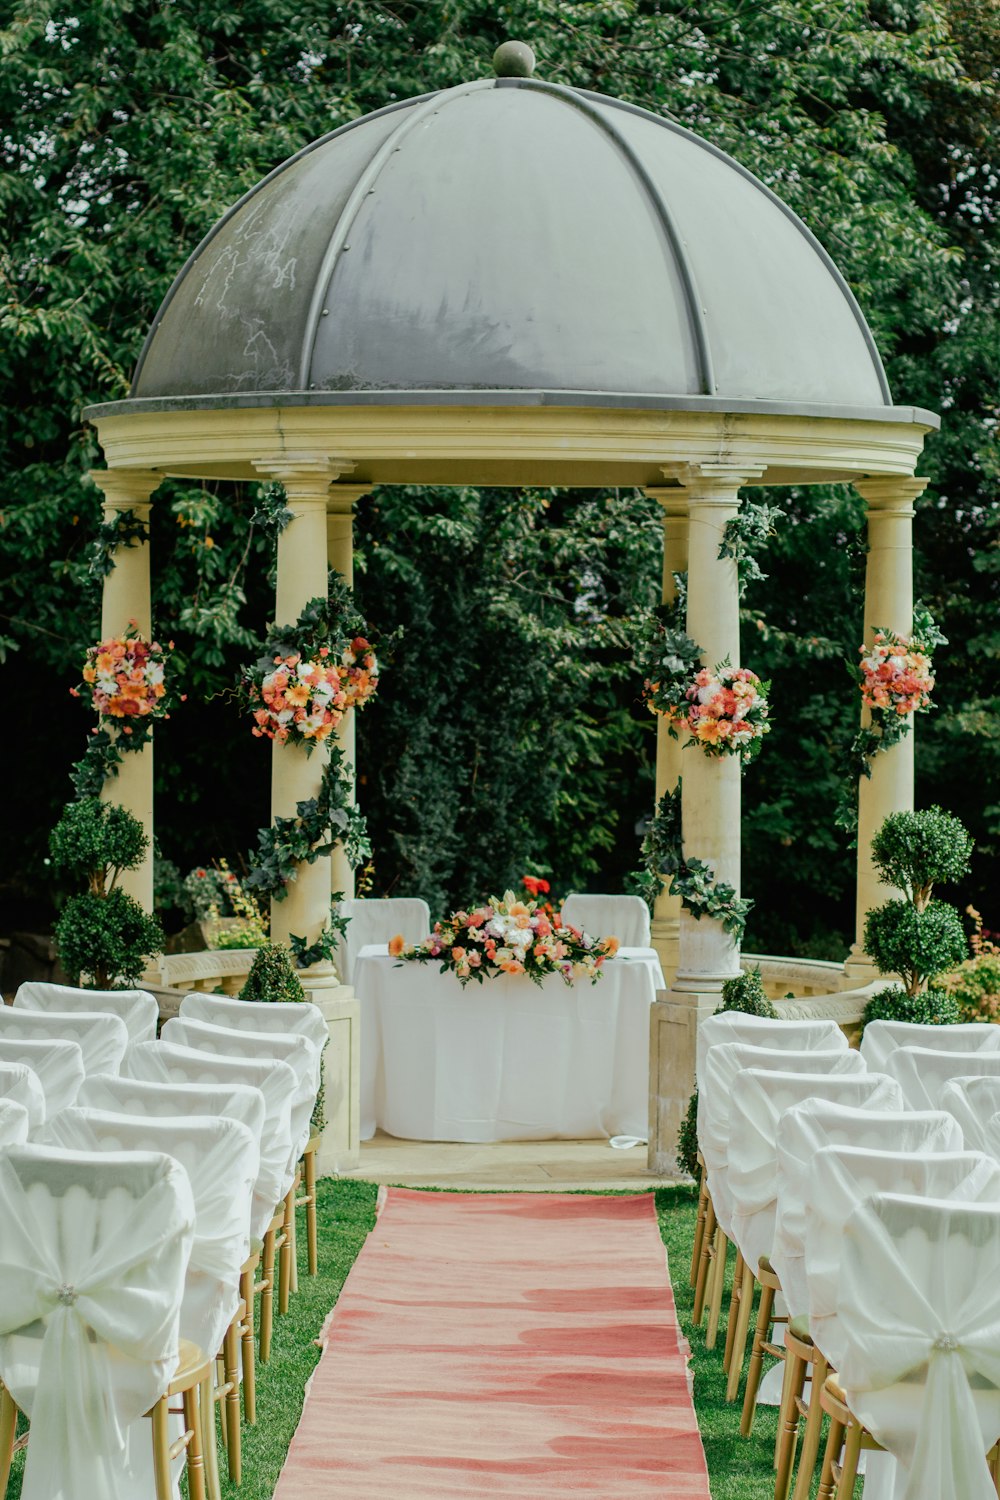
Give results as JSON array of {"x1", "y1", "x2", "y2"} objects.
[{"x1": 355, "y1": 947, "x2": 663, "y2": 1142}]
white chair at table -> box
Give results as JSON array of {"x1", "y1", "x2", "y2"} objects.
[
  {"x1": 0, "y1": 1037, "x2": 85, "y2": 1120},
  {"x1": 14, "y1": 982, "x2": 158, "y2": 1046},
  {"x1": 178, "y1": 993, "x2": 328, "y2": 1278},
  {"x1": 698, "y1": 1039, "x2": 863, "y2": 1349},
  {"x1": 0, "y1": 1006, "x2": 128, "y2": 1077},
  {"x1": 559, "y1": 894, "x2": 651, "y2": 947},
  {"x1": 124, "y1": 1037, "x2": 298, "y2": 1368},
  {"x1": 334, "y1": 897, "x2": 431, "y2": 984},
  {"x1": 0, "y1": 1143, "x2": 199, "y2": 1500},
  {"x1": 41, "y1": 1107, "x2": 258, "y2": 1497},
  {"x1": 771, "y1": 1098, "x2": 964, "y2": 1500},
  {"x1": 860, "y1": 1017, "x2": 1000, "y2": 1072},
  {"x1": 0, "y1": 1060, "x2": 46, "y2": 1136},
  {"x1": 939, "y1": 1075, "x2": 1000, "y2": 1152},
  {"x1": 884, "y1": 1045, "x2": 1000, "y2": 1111},
  {"x1": 0, "y1": 1099, "x2": 29, "y2": 1149},
  {"x1": 725, "y1": 1068, "x2": 901, "y2": 1418},
  {"x1": 823, "y1": 1192, "x2": 1000, "y2": 1500},
  {"x1": 161, "y1": 1016, "x2": 317, "y2": 1316}
]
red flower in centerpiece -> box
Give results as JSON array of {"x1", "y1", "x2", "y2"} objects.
[{"x1": 522, "y1": 876, "x2": 550, "y2": 897}]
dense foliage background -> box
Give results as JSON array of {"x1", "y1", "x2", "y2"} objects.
[{"x1": 1, "y1": 0, "x2": 997, "y2": 954}]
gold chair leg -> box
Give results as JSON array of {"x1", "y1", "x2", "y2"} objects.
[
  {"x1": 690, "y1": 1172, "x2": 709, "y2": 1287},
  {"x1": 0, "y1": 1386, "x2": 19, "y2": 1498},
  {"x1": 305, "y1": 1146, "x2": 318, "y2": 1275},
  {"x1": 287, "y1": 1180, "x2": 299, "y2": 1298},
  {"x1": 774, "y1": 1339, "x2": 805, "y2": 1500},
  {"x1": 150, "y1": 1398, "x2": 172, "y2": 1500},
  {"x1": 726, "y1": 1261, "x2": 756, "y2": 1403},
  {"x1": 836, "y1": 1421, "x2": 863, "y2": 1499},
  {"x1": 792, "y1": 1354, "x2": 829, "y2": 1500},
  {"x1": 741, "y1": 1278, "x2": 775, "y2": 1435},
  {"x1": 817, "y1": 1411, "x2": 846, "y2": 1500},
  {"x1": 279, "y1": 1189, "x2": 295, "y2": 1315},
  {"x1": 222, "y1": 1320, "x2": 242, "y2": 1484},
  {"x1": 260, "y1": 1226, "x2": 276, "y2": 1363},
  {"x1": 240, "y1": 1261, "x2": 258, "y2": 1422},
  {"x1": 201, "y1": 1369, "x2": 222, "y2": 1500},
  {"x1": 182, "y1": 1384, "x2": 206, "y2": 1500},
  {"x1": 706, "y1": 1227, "x2": 729, "y2": 1351},
  {"x1": 693, "y1": 1194, "x2": 717, "y2": 1324},
  {"x1": 723, "y1": 1250, "x2": 746, "y2": 1374}
]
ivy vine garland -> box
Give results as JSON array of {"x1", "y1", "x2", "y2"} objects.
[
  {"x1": 637, "y1": 782, "x2": 753, "y2": 942},
  {"x1": 718, "y1": 500, "x2": 783, "y2": 598}
]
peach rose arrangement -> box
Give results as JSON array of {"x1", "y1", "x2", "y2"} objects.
[
  {"x1": 858, "y1": 631, "x2": 934, "y2": 719},
  {"x1": 667, "y1": 663, "x2": 771, "y2": 762},
  {"x1": 73, "y1": 625, "x2": 173, "y2": 743},
  {"x1": 391, "y1": 891, "x2": 619, "y2": 988}
]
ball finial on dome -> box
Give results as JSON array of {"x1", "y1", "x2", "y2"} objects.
[{"x1": 492, "y1": 40, "x2": 536, "y2": 78}]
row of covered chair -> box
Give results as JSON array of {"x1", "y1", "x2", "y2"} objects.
[
  {"x1": 690, "y1": 1010, "x2": 1000, "y2": 1500},
  {"x1": 0, "y1": 979, "x2": 329, "y2": 1500}
]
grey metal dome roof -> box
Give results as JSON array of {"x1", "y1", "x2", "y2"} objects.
[{"x1": 130, "y1": 73, "x2": 894, "y2": 414}]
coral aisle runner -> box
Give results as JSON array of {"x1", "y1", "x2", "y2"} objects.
[{"x1": 274, "y1": 1189, "x2": 710, "y2": 1498}]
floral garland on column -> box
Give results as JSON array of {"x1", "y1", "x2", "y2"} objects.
[
  {"x1": 850, "y1": 602, "x2": 945, "y2": 778},
  {"x1": 69, "y1": 623, "x2": 178, "y2": 796}
]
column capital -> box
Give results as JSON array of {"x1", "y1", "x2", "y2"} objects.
[
  {"x1": 854, "y1": 475, "x2": 928, "y2": 513},
  {"x1": 89, "y1": 468, "x2": 162, "y2": 509},
  {"x1": 644, "y1": 485, "x2": 688, "y2": 518},
  {"x1": 663, "y1": 461, "x2": 767, "y2": 504},
  {"x1": 326, "y1": 484, "x2": 371, "y2": 515},
  {"x1": 252, "y1": 453, "x2": 355, "y2": 492}
]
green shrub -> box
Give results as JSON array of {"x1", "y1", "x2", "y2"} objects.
[
  {"x1": 861, "y1": 983, "x2": 962, "y2": 1032},
  {"x1": 239, "y1": 943, "x2": 326, "y2": 1130},
  {"x1": 870, "y1": 807, "x2": 974, "y2": 910},
  {"x1": 864, "y1": 898, "x2": 968, "y2": 998},
  {"x1": 939, "y1": 952, "x2": 1000, "y2": 1023},
  {"x1": 50, "y1": 798, "x2": 163, "y2": 988}
]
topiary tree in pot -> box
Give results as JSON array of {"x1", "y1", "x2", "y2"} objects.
[
  {"x1": 861, "y1": 807, "x2": 972, "y2": 1032},
  {"x1": 239, "y1": 941, "x2": 326, "y2": 1130},
  {"x1": 50, "y1": 797, "x2": 164, "y2": 989}
]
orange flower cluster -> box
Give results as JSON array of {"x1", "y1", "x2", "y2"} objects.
[
  {"x1": 251, "y1": 650, "x2": 346, "y2": 744},
  {"x1": 392, "y1": 891, "x2": 619, "y2": 988},
  {"x1": 340, "y1": 636, "x2": 379, "y2": 710},
  {"x1": 77, "y1": 629, "x2": 170, "y2": 726},
  {"x1": 859, "y1": 633, "x2": 934, "y2": 717},
  {"x1": 666, "y1": 665, "x2": 770, "y2": 760}
]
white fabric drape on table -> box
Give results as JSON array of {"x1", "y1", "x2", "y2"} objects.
[
  {"x1": 179, "y1": 992, "x2": 329, "y2": 1059},
  {"x1": 40, "y1": 1109, "x2": 257, "y2": 1363},
  {"x1": 559, "y1": 894, "x2": 651, "y2": 948},
  {"x1": 700, "y1": 1043, "x2": 864, "y2": 1237},
  {"x1": 122, "y1": 1040, "x2": 296, "y2": 1237},
  {"x1": 772, "y1": 1101, "x2": 960, "y2": 1320},
  {"x1": 0, "y1": 1008, "x2": 128, "y2": 1078},
  {"x1": 861, "y1": 1019, "x2": 1000, "y2": 1074},
  {"x1": 806, "y1": 1148, "x2": 1000, "y2": 1373},
  {"x1": 885, "y1": 1047, "x2": 1000, "y2": 1111},
  {"x1": 78, "y1": 1073, "x2": 267, "y2": 1146},
  {"x1": 0, "y1": 1144, "x2": 194, "y2": 1500},
  {"x1": 0, "y1": 1060, "x2": 46, "y2": 1134},
  {"x1": 14, "y1": 984, "x2": 158, "y2": 1046},
  {"x1": 160, "y1": 1016, "x2": 316, "y2": 1164},
  {"x1": 695, "y1": 1015, "x2": 848, "y2": 1143},
  {"x1": 0, "y1": 1098, "x2": 29, "y2": 1148},
  {"x1": 727, "y1": 1070, "x2": 900, "y2": 1278},
  {"x1": 939, "y1": 1076, "x2": 1000, "y2": 1153},
  {"x1": 837, "y1": 1193, "x2": 1000, "y2": 1500},
  {"x1": 0, "y1": 1038, "x2": 85, "y2": 1120},
  {"x1": 335, "y1": 898, "x2": 431, "y2": 985}
]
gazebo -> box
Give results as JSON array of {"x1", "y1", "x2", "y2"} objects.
[{"x1": 83, "y1": 42, "x2": 937, "y2": 1172}]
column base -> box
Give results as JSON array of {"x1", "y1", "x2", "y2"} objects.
[
  {"x1": 842, "y1": 944, "x2": 879, "y2": 989},
  {"x1": 647, "y1": 986, "x2": 721, "y2": 1177},
  {"x1": 312, "y1": 985, "x2": 361, "y2": 1174},
  {"x1": 650, "y1": 916, "x2": 679, "y2": 992}
]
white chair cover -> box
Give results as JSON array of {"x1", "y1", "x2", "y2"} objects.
[
  {"x1": 772, "y1": 1100, "x2": 961, "y2": 1319},
  {"x1": 0, "y1": 1143, "x2": 194, "y2": 1500},
  {"x1": 0, "y1": 1038, "x2": 85, "y2": 1120},
  {"x1": 885, "y1": 1046, "x2": 1000, "y2": 1111},
  {"x1": 701, "y1": 1042, "x2": 864, "y2": 1235},
  {"x1": 0, "y1": 1059, "x2": 47, "y2": 1133},
  {"x1": 939, "y1": 1076, "x2": 1000, "y2": 1152},
  {"x1": 122, "y1": 1040, "x2": 296, "y2": 1238},
  {"x1": 161, "y1": 1015, "x2": 317, "y2": 1163},
  {"x1": 40, "y1": 1108, "x2": 257, "y2": 1362},
  {"x1": 727, "y1": 1069, "x2": 901, "y2": 1278},
  {"x1": 695, "y1": 1013, "x2": 849, "y2": 1141},
  {"x1": 334, "y1": 897, "x2": 431, "y2": 984},
  {"x1": 837, "y1": 1193, "x2": 1000, "y2": 1500},
  {"x1": 807, "y1": 1149, "x2": 1000, "y2": 1373},
  {"x1": 78, "y1": 1072, "x2": 267, "y2": 1147},
  {"x1": 861, "y1": 1018, "x2": 1000, "y2": 1073},
  {"x1": 179, "y1": 992, "x2": 328, "y2": 1080},
  {"x1": 0, "y1": 1007, "x2": 128, "y2": 1077},
  {"x1": 0, "y1": 1098, "x2": 29, "y2": 1148},
  {"x1": 14, "y1": 983, "x2": 158, "y2": 1046},
  {"x1": 559, "y1": 895, "x2": 651, "y2": 948}
]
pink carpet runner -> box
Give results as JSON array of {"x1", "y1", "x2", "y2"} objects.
[{"x1": 274, "y1": 1188, "x2": 710, "y2": 1498}]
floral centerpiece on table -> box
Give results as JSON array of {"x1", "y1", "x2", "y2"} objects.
[
  {"x1": 391, "y1": 891, "x2": 619, "y2": 988},
  {"x1": 667, "y1": 663, "x2": 771, "y2": 762},
  {"x1": 72, "y1": 624, "x2": 173, "y2": 747}
]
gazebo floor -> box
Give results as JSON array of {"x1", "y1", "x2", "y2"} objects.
[{"x1": 346, "y1": 1131, "x2": 682, "y2": 1192}]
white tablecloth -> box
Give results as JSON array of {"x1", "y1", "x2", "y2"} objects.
[{"x1": 355, "y1": 947, "x2": 661, "y2": 1142}]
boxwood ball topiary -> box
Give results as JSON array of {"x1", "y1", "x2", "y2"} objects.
[
  {"x1": 719, "y1": 965, "x2": 777, "y2": 1018},
  {"x1": 55, "y1": 887, "x2": 164, "y2": 989},
  {"x1": 861, "y1": 983, "x2": 962, "y2": 1032},
  {"x1": 49, "y1": 796, "x2": 149, "y2": 886},
  {"x1": 870, "y1": 807, "x2": 973, "y2": 907},
  {"x1": 240, "y1": 941, "x2": 307, "y2": 1004},
  {"x1": 864, "y1": 898, "x2": 968, "y2": 995}
]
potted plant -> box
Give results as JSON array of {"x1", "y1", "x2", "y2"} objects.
[{"x1": 239, "y1": 942, "x2": 325, "y2": 1130}]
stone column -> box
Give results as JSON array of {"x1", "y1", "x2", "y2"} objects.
[
  {"x1": 648, "y1": 463, "x2": 764, "y2": 1175},
  {"x1": 844, "y1": 475, "x2": 925, "y2": 984},
  {"x1": 91, "y1": 468, "x2": 162, "y2": 910},
  {"x1": 644, "y1": 488, "x2": 689, "y2": 989},
  {"x1": 253, "y1": 455, "x2": 355, "y2": 992},
  {"x1": 326, "y1": 486, "x2": 369, "y2": 903}
]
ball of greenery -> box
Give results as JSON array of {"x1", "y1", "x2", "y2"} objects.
[
  {"x1": 719, "y1": 965, "x2": 777, "y2": 1018},
  {"x1": 864, "y1": 898, "x2": 968, "y2": 995},
  {"x1": 861, "y1": 983, "x2": 962, "y2": 1032},
  {"x1": 870, "y1": 807, "x2": 973, "y2": 908},
  {"x1": 50, "y1": 797, "x2": 148, "y2": 887},
  {"x1": 56, "y1": 887, "x2": 164, "y2": 989},
  {"x1": 239, "y1": 941, "x2": 307, "y2": 1004},
  {"x1": 677, "y1": 1088, "x2": 700, "y2": 1180}
]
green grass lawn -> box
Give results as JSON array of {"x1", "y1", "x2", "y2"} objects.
[{"x1": 5, "y1": 1179, "x2": 780, "y2": 1499}]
